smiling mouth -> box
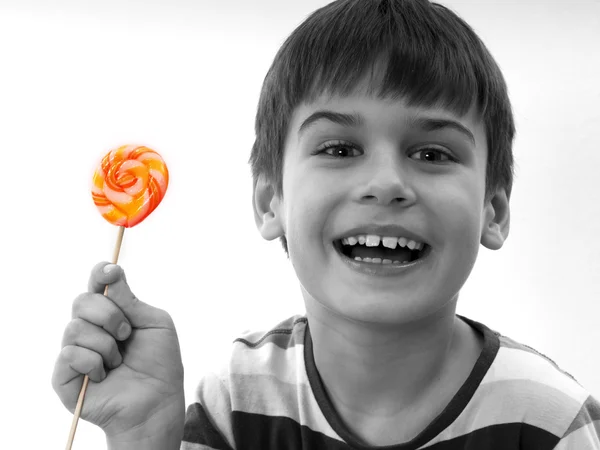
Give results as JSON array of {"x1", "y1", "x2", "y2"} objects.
[{"x1": 333, "y1": 239, "x2": 431, "y2": 264}]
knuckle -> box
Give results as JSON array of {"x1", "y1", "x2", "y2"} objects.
[
  {"x1": 70, "y1": 317, "x2": 87, "y2": 335},
  {"x1": 97, "y1": 329, "x2": 114, "y2": 350},
  {"x1": 154, "y1": 305, "x2": 167, "y2": 317},
  {"x1": 62, "y1": 318, "x2": 88, "y2": 347},
  {"x1": 71, "y1": 293, "x2": 90, "y2": 317},
  {"x1": 61, "y1": 344, "x2": 78, "y2": 362},
  {"x1": 90, "y1": 349, "x2": 103, "y2": 366},
  {"x1": 50, "y1": 369, "x2": 60, "y2": 392},
  {"x1": 87, "y1": 354, "x2": 105, "y2": 381},
  {"x1": 51, "y1": 365, "x2": 68, "y2": 395},
  {"x1": 156, "y1": 307, "x2": 175, "y2": 327},
  {"x1": 105, "y1": 308, "x2": 125, "y2": 332},
  {"x1": 62, "y1": 321, "x2": 76, "y2": 344}
]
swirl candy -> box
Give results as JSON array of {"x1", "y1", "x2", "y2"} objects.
[{"x1": 92, "y1": 145, "x2": 169, "y2": 227}]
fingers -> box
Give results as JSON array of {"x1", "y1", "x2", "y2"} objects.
[
  {"x1": 52, "y1": 345, "x2": 106, "y2": 411},
  {"x1": 87, "y1": 262, "x2": 172, "y2": 329},
  {"x1": 53, "y1": 308, "x2": 125, "y2": 412},
  {"x1": 62, "y1": 319, "x2": 123, "y2": 370},
  {"x1": 88, "y1": 261, "x2": 124, "y2": 294},
  {"x1": 72, "y1": 292, "x2": 131, "y2": 341}
]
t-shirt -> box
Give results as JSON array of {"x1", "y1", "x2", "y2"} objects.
[{"x1": 180, "y1": 314, "x2": 600, "y2": 449}]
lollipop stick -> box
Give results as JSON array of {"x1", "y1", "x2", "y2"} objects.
[{"x1": 65, "y1": 225, "x2": 125, "y2": 450}]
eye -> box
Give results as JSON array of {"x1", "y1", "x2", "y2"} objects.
[
  {"x1": 313, "y1": 140, "x2": 362, "y2": 158},
  {"x1": 411, "y1": 147, "x2": 456, "y2": 163}
]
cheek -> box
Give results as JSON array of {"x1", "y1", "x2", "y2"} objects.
[
  {"x1": 286, "y1": 200, "x2": 327, "y2": 259},
  {"x1": 431, "y1": 186, "x2": 482, "y2": 255},
  {"x1": 284, "y1": 198, "x2": 336, "y2": 286},
  {"x1": 438, "y1": 214, "x2": 482, "y2": 300}
]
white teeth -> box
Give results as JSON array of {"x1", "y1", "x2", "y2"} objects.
[
  {"x1": 382, "y1": 237, "x2": 398, "y2": 249},
  {"x1": 340, "y1": 234, "x2": 425, "y2": 250},
  {"x1": 365, "y1": 235, "x2": 380, "y2": 247},
  {"x1": 354, "y1": 256, "x2": 409, "y2": 264}
]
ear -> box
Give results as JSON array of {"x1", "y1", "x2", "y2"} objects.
[
  {"x1": 252, "y1": 175, "x2": 285, "y2": 241},
  {"x1": 481, "y1": 187, "x2": 510, "y2": 250}
]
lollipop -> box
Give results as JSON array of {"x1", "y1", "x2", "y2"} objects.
[
  {"x1": 66, "y1": 144, "x2": 168, "y2": 450},
  {"x1": 92, "y1": 144, "x2": 169, "y2": 228}
]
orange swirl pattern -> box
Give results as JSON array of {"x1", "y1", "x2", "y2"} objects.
[{"x1": 92, "y1": 145, "x2": 169, "y2": 228}]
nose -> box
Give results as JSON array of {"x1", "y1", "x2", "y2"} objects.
[{"x1": 359, "y1": 155, "x2": 416, "y2": 206}]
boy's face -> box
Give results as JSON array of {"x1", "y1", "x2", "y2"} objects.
[{"x1": 255, "y1": 86, "x2": 509, "y2": 325}]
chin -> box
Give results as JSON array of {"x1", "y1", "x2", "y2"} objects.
[{"x1": 320, "y1": 290, "x2": 425, "y2": 325}]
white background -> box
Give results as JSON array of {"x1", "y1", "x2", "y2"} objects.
[{"x1": 0, "y1": 0, "x2": 599, "y2": 448}]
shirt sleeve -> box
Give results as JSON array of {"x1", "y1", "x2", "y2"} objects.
[
  {"x1": 181, "y1": 370, "x2": 236, "y2": 450},
  {"x1": 552, "y1": 394, "x2": 600, "y2": 450}
]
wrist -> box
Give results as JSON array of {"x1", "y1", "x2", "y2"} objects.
[
  {"x1": 107, "y1": 421, "x2": 184, "y2": 450},
  {"x1": 106, "y1": 395, "x2": 185, "y2": 450}
]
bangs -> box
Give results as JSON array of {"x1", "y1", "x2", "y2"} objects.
[{"x1": 280, "y1": 0, "x2": 490, "y2": 117}]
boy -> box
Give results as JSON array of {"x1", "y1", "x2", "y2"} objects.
[{"x1": 52, "y1": 0, "x2": 600, "y2": 449}]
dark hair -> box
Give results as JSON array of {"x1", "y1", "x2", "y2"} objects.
[{"x1": 248, "y1": 0, "x2": 515, "y2": 256}]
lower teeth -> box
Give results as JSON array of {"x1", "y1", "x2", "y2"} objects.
[{"x1": 354, "y1": 257, "x2": 409, "y2": 265}]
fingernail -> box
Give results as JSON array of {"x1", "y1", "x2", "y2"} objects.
[
  {"x1": 118, "y1": 322, "x2": 131, "y2": 340},
  {"x1": 103, "y1": 264, "x2": 116, "y2": 274}
]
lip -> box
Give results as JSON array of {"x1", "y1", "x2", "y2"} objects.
[
  {"x1": 334, "y1": 224, "x2": 429, "y2": 245},
  {"x1": 333, "y1": 241, "x2": 432, "y2": 277}
]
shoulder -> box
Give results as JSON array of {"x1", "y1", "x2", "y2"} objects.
[
  {"x1": 197, "y1": 314, "x2": 308, "y2": 396},
  {"x1": 233, "y1": 314, "x2": 308, "y2": 351},
  {"x1": 186, "y1": 315, "x2": 309, "y2": 449},
  {"x1": 471, "y1": 318, "x2": 600, "y2": 448}
]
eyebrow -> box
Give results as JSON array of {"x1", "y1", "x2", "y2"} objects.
[
  {"x1": 408, "y1": 116, "x2": 476, "y2": 145},
  {"x1": 297, "y1": 110, "x2": 476, "y2": 145},
  {"x1": 298, "y1": 111, "x2": 364, "y2": 137}
]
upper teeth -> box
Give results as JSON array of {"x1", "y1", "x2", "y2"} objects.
[{"x1": 341, "y1": 234, "x2": 424, "y2": 250}]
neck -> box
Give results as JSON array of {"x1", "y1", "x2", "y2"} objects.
[{"x1": 305, "y1": 295, "x2": 460, "y2": 418}]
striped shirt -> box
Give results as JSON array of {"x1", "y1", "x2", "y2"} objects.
[{"x1": 181, "y1": 314, "x2": 600, "y2": 449}]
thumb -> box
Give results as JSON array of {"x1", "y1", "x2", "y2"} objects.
[{"x1": 90, "y1": 263, "x2": 171, "y2": 329}]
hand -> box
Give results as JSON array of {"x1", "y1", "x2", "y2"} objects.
[{"x1": 52, "y1": 262, "x2": 185, "y2": 442}]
